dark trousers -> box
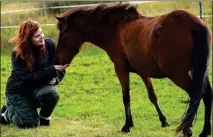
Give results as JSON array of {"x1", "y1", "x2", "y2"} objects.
[{"x1": 4, "y1": 85, "x2": 59, "y2": 128}]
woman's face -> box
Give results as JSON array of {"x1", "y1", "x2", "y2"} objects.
[{"x1": 31, "y1": 27, "x2": 45, "y2": 46}]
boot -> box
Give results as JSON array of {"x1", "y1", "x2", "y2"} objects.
[{"x1": 39, "y1": 116, "x2": 50, "y2": 126}]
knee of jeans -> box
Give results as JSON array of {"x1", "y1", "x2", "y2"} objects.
[
  {"x1": 40, "y1": 92, "x2": 59, "y2": 104},
  {"x1": 36, "y1": 86, "x2": 59, "y2": 98},
  {"x1": 20, "y1": 122, "x2": 39, "y2": 129}
]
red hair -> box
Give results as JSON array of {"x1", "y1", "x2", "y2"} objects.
[{"x1": 9, "y1": 19, "x2": 45, "y2": 71}]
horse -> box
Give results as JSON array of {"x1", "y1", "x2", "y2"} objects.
[{"x1": 55, "y1": 3, "x2": 212, "y2": 137}]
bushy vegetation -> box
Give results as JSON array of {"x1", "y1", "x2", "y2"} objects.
[
  {"x1": 1, "y1": 1, "x2": 212, "y2": 53},
  {"x1": 45, "y1": 1, "x2": 111, "y2": 14}
]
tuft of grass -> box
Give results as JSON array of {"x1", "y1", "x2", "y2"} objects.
[
  {"x1": 138, "y1": 2, "x2": 212, "y2": 16},
  {"x1": 1, "y1": 1, "x2": 41, "y2": 11}
]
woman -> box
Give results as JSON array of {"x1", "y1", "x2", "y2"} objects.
[{"x1": 0, "y1": 19, "x2": 68, "y2": 128}]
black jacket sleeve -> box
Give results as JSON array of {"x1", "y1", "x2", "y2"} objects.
[
  {"x1": 12, "y1": 51, "x2": 57, "y2": 83},
  {"x1": 55, "y1": 71, "x2": 65, "y2": 85},
  {"x1": 46, "y1": 38, "x2": 66, "y2": 85}
]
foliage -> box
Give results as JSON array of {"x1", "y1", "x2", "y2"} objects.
[{"x1": 45, "y1": 1, "x2": 112, "y2": 14}]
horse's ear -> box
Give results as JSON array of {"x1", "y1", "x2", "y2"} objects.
[{"x1": 55, "y1": 16, "x2": 64, "y2": 22}]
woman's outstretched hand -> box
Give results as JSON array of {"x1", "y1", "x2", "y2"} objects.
[
  {"x1": 50, "y1": 64, "x2": 69, "y2": 85},
  {"x1": 49, "y1": 78, "x2": 56, "y2": 85}
]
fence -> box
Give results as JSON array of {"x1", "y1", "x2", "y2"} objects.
[
  {"x1": 1, "y1": 1, "x2": 212, "y2": 29},
  {"x1": 1, "y1": 1, "x2": 152, "y2": 14}
]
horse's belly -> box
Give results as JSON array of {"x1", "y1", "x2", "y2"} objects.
[
  {"x1": 132, "y1": 62, "x2": 166, "y2": 78},
  {"x1": 126, "y1": 50, "x2": 166, "y2": 78}
]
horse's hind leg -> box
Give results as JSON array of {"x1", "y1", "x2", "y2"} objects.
[
  {"x1": 199, "y1": 77, "x2": 212, "y2": 137},
  {"x1": 162, "y1": 68, "x2": 192, "y2": 136},
  {"x1": 142, "y1": 77, "x2": 169, "y2": 127},
  {"x1": 166, "y1": 70, "x2": 206, "y2": 137},
  {"x1": 114, "y1": 64, "x2": 133, "y2": 133}
]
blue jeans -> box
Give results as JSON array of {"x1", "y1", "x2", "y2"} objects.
[{"x1": 4, "y1": 85, "x2": 59, "y2": 128}]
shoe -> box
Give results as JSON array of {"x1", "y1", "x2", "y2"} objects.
[
  {"x1": 0, "y1": 105, "x2": 9, "y2": 125},
  {"x1": 39, "y1": 117, "x2": 50, "y2": 126},
  {"x1": 1, "y1": 105, "x2": 7, "y2": 114}
]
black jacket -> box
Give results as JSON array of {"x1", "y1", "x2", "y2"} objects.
[{"x1": 6, "y1": 38, "x2": 65, "y2": 95}]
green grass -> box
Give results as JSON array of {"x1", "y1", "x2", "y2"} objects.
[
  {"x1": 1, "y1": 1, "x2": 212, "y2": 137},
  {"x1": 1, "y1": 46, "x2": 212, "y2": 137}
]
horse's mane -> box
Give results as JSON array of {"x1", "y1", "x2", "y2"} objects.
[{"x1": 57, "y1": 3, "x2": 142, "y2": 29}]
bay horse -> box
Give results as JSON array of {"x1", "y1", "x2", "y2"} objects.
[{"x1": 55, "y1": 3, "x2": 212, "y2": 137}]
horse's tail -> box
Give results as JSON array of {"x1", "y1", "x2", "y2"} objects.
[{"x1": 176, "y1": 23, "x2": 211, "y2": 134}]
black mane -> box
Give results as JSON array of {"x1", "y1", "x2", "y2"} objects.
[{"x1": 57, "y1": 3, "x2": 142, "y2": 29}]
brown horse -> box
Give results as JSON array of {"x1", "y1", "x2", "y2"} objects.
[{"x1": 55, "y1": 3, "x2": 212, "y2": 137}]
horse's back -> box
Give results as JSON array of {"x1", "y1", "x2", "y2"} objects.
[
  {"x1": 152, "y1": 10, "x2": 210, "y2": 69},
  {"x1": 119, "y1": 9, "x2": 210, "y2": 78}
]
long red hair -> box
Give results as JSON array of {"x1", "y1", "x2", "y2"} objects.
[{"x1": 9, "y1": 19, "x2": 45, "y2": 71}]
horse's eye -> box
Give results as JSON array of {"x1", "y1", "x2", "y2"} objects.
[{"x1": 59, "y1": 24, "x2": 67, "y2": 38}]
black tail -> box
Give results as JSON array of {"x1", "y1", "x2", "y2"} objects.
[
  {"x1": 190, "y1": 24, "x2": 210, "y2": 101},
  {"x1": 176, "y1": 24, "x2": 210, "y2": 134}
]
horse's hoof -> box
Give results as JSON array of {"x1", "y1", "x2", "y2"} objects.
[
  {"x1": 121, "y1": 125, "x2": 130, "y2": 133},
  {"x1": 199, "y1": 126, "x2": 211, "y2": 137},
  {"x1": 199, "y1": 131, "x2": 211, "y2": 137},
  {"x1": 161, "y1": 122, "x2": 169, "y2": 127},
  {"x1": 184, "y1": 129, "x2": 192, "y2": 137}
]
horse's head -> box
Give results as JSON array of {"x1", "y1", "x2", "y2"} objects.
[
  {"x1": 55, "y1": 14, "x2": 84, "y2": 65},
  {"x1": 55, "y1": 3, "x2": 141, "y2": 65}
]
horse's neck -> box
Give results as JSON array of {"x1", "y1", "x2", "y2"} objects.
[
  {"x1": 82, "y1": 11, "x2": 141, "y2": 48},
  {"x1": 84, "y1": 25, "x2": 128, "y2": 64},
  {"x1": 84, "y1": 24, "x2": 118, "y2": 49}
]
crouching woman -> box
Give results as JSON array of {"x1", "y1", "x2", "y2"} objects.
[{"x1": 1, "y1": 19, "x2": 68, "y2": 128}]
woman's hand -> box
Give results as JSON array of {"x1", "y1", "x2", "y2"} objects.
[
  {"x1": 62, "y1": 64, "x2": 70, "y2": 69},
  {"x1": 54, "y1": 64, "x2": 69, "y2": 72}
]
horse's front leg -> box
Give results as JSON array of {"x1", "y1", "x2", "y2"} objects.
[{"x1": 114, "y1": 64, "x2": 133, "y2": 133}]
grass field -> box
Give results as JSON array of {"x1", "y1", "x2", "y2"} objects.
[
  {"x1": 1, "y1": 47, "x2": 212, "y2": 137},
  {"x1": 1, "y1": 1, "x2": 212, "y2": 137}
]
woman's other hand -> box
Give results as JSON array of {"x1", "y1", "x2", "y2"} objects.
[{"x1": 49, "y1": 78, "x2": 56, "y2": 85}]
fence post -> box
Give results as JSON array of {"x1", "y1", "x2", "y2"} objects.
[
  {"x1": 43, "y1": 0, "x2": 47, "y2": 16},
  {"x1": 199, "y1": 1, "x2": 202, "y2": 19}
]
